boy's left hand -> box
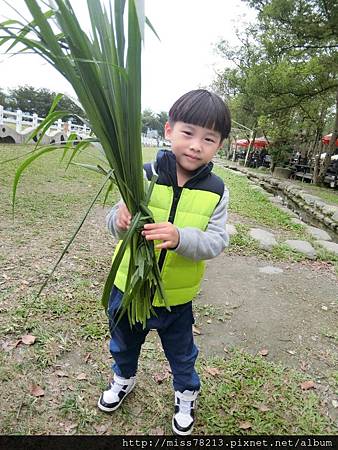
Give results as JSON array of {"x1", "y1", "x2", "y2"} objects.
[{"x1": 142, "y1": 222, "x2": 179, "y2": 249}]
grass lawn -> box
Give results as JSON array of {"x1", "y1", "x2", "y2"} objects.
[
  {"x1": 0, "y1": 144, "x2": 336, "y2": 434},
  {"x1": 213, "y1": 165, "x2": 338, "y2": 272},
  {"x1": 226, "y1": 162, "x2": 338, "y2": 207},
  {"x1": 291, "y1": 180, "x2": 338, "y2": 206}
]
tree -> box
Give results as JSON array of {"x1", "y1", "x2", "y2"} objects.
[
  {"x1": 141, "y1": 108, "x2": 161, "y2": 134},
  {"x1": 212, "y1": 0, "x2": 338, "y2": 181},
  {"x1": 6, "y1": 85, "x2": 52, "y2": 115},
  {"x1": 242, "y1": 0, "x2": 338, "y2": 184},
  {"x1": 0, "y1": 88, "x2": 7, "y2": 105},
  {"x1": 5, "y1": 85, "x2": 84, "y2": 124},
  {"x1": 157, "y1": 111, "x2": 168, "y2": 138},
  {"x1": 56, "y1": 94, "x2": 85, "y2": 124}
]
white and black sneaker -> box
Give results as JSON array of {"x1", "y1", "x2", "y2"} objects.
[
  {"x1": 98, "y1": 374, "x2": 136, "y2": 412},
  {"x1": 172, "y1": 390, "x2": 198, "y2": 435}
]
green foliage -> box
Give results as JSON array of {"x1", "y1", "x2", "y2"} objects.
[
  {"x1": 142, "y1": 108, "x2": 168, "y2": 137},
  {"x1": 245, "y1": 0, "x2": 338, "y2": 53},
  {"x1": 198, "y1": 352, "x2": 334, "y2": 434},
  {"x1": 0, "y1": 145, "x2": 336, "y2": 434},
  {"x1": 214, "y1": 166, "x2": 299, "y2": 230},
  {"x1": 0, "y1": 1, "x2": 167, "y2": 327},
  {"x1": 142, "y1": 108, "x2": 160, "y2": 133},
  {"x1": 0, "y1": 87, "x2": 6, "y2": 105},
  {"x1": 212, "y1": 0, "x2": 338, "y2": 177},
  {"x1": 4, "y1": 85, "x2": 84, "y2": 122}
]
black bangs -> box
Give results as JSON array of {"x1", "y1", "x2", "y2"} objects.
[{"x1": 168, "y1": 89, "x2": 231, "y2": 141}]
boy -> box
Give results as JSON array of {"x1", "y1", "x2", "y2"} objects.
[{"x1": 98, "y1": 89, "x2": 231, "y2": 435}]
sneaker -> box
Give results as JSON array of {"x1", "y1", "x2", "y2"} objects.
[
  {"x1": 97, "y1": 374, "x2": 136, "y2": 412},
  {"x1": 172, "y1": 390, "x2": 198, "y2": 435}
]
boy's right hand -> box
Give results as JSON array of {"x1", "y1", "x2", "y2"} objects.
[{"x1": 116, "y1": 202, "x2": 131, "y2": 230}]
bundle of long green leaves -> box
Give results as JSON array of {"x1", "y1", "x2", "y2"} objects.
[{"x1": 0, "y1": 0, "x2": 168, "y2": 327}]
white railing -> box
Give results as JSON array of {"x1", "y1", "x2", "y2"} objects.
[
  {"x1": 0, "y1": 105, "x2": 165, "y2": 147},
  {"x1": 0, "y1": 105, "x2": 91, "y2": 136},
  {"x1": 141, "y1": 133, "x2": 158, "y2": 147}
]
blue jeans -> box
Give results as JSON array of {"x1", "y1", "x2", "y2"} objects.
[{"x1": 107, "y1": 286, "x2": 200, "y2": 393}]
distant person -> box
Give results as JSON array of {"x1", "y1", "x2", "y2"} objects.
[{"x1": 99, "y1": 89, "x2": 231, "y2": 435}]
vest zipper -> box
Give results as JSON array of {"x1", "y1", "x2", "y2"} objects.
[{"x1": 157, "y1": 185, "x2": 182, "y2": 272}]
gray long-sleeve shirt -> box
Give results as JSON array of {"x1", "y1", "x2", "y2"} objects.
[{"x1": 106, "y1": 186, "x2": 229, "y2": 261}]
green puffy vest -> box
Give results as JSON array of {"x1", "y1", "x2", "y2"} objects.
[{"x1": 112, "y1": 183, "x2": 220, "y2": 307}]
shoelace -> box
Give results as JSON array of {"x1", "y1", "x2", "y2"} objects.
[
  {"x1": 110, "y1": 381, "x2": 125, "y2": 393},
  {"x1": 178, "y1": 398, "x2": 194, "y2": 415}
]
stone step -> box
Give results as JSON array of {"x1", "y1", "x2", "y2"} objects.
[
  {"x1": 315, "y1": 240, "x2": 338, "y2": 256},
  {"x1": 226, "y1": 224, "x2": 238, "y2": 237},
  {"x1": 305, "y1": 225, "x2": 332, "y2": 241},
  {"x1": 249, "y1": 228, "x2": 277, "y2": 250},
  {"x1": 284, "y1": 240, "x2": 316, "y2": 259}
]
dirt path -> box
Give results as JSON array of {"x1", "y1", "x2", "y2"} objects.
[{"x1": 194, "y1": 253, "x2": 338, "y2": 421}]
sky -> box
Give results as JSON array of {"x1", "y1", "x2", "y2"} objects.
[{"x1": 0, "y1": 0, "x2": 256, "y2": 113}]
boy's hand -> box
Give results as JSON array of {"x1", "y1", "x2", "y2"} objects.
[
  {"x1": 116, "y1": 203, "x2": 131, "y2": 230},
  {"x1": 142, "y1": 222, "x2": 179, "y2": 249}
]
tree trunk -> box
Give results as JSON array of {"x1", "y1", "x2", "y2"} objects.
[
  {"x1": 270, "y1": 160, "x2": 277, "y2": 173},
  {"x1": 316, "y1": 88, "x2": 338, "y2": 185},
  {"x1": 312, "y1": 141, "x2": 323, "y2": 183},
  {"x1": 244, "y1": 127, "x2": 257, "y2": 167}
]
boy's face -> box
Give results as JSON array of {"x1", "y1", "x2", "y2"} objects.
[{"x1": 164, "y1": 121, "x2": 223, "y2": 174}]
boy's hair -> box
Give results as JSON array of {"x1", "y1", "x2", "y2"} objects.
[{"x1": 168, "y1": 89, "x2": 231, "y2": 141}]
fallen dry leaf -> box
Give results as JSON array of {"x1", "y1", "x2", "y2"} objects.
[
  {"x1": 30, "y1": 384, "x2": 44, "y2": 397},
  {"x1": 84, "y1": 353, "x2": 91, "y2": 364},
  {"x1": 300, "y1": 380, "x2": 316, "y2": 390},
  {"x1": 55, "y1": 370, "x2": 68, "y2": 378},
  {"x1": 239, "y1": 421, "x2": 252, "y2": 430},
  {"x1": 193, "y1": 325, "x2": 201, "y2": 335},
  {"x1": 21, "y1": 335, "x2": 36, "y2": 345},
  {"x1": 205, "y1": 367, "x2": 220, "y2": 377},
  {"x1": 258, "y1": 348, "x2": 269, "y2": 356},
  {"x1": 94, "y1": 424, "x2": 108, "y2": 434},
  {"x1": 153, "y1": 371, "x2": 170, "y2": 384},
  {"x1": 149, "y1": 427, "x2": 164, "y2": 435},
  {"x1": 76, "y1": 373, "x2": 87, "y2": 381},
  {"x1": 64, "y1": 422, "x2": 78, "y2": 433}
]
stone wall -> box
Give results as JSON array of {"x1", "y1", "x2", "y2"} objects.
[{"x1": 217, "y1": 161, "x2": 338, "y2": 234}]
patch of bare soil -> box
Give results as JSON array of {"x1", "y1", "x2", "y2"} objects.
[{"x1": 195, "y1": 253, "x2": 338, "y2": 421}]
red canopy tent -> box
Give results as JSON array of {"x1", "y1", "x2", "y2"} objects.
[
  {"x1": 236, "y1": 138, "x2": 250, "y2": 147},
  {"x1": 235, "y1": 136, "x2": 270, "y2": 149},
  {"x1": 252, "y1": 137, "x2": 270, "y2": 148},
  {"x1": 322, "y1": 133, "x2": 338, "y2": 146}
]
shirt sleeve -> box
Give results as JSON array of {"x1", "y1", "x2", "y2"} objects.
[
  {"x1": 173, "y1": 187, "x2": 229, "y2": 261},
  {"x1": 106, "y1": 199, "x2": 126, "y2": 240},
  {"x1": 106, "y1": 168, "x2": 149, "y2": 240}
]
